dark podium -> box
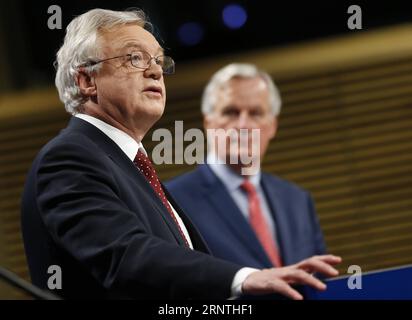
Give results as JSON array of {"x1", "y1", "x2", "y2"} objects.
[{"x1": 304, "y1": 264, "x2": 412, "y2": 300}]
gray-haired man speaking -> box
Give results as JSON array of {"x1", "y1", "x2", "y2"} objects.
[{"x1": 21, "y1": 9, "x2": 340, "y2": 299}]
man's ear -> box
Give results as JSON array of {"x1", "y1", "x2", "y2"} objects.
[
  {"x1": 269, "y1": 116, "x2": 278, "y2": 139},
  {"x1": 203, "y1": 115, "x2": 210, "y2": 130},
  {"x1": 76, "y1": 69, "x2": 97, "y2": 97}
]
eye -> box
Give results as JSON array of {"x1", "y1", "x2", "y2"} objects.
[
  {"x1": 250, "y1": 109, "x2": 264, "y2": 117},
  {"x1": 130, "y1": 52, "x2": 144, "y2": 65},
  {"x1": 154, "y1": 56, "x2": 165, "y2": 67},
  {"x1": 222, "y1": 107, "x2": 239, "y2": 117}
]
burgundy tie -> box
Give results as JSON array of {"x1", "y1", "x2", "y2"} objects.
[
  {"x1": 133, "y1": 149, "x2": 190, "y2": 247},
  {"x1": 241, "y1": 180, "x2": 283, "y2": 267}
]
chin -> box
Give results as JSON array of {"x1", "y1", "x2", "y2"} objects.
[
  {"x1": 146, "y1": 102, "x2": 165, "y2": 118},
  {"x1": 153, "y1": 106, "x2": 165, "y2": 119}
]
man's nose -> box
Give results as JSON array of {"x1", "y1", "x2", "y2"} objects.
[
  {"x1": 236, "y1": 112, "x2": 253, "y2": 129},
  {"x1": 144, "y1": 60, "x2": 163, "y2": 80}
]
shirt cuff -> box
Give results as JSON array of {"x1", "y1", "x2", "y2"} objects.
[{"x1": 230, "y1": 267, "x2": 260, "y2": 299}]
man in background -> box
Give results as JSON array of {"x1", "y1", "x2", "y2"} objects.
[{"x1": 167, "y1": 63, "x2": 327, "y2": 270}]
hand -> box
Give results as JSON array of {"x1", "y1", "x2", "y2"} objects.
[{"x1": 242, "y1": 254, "x2": 342, "y2": 300}]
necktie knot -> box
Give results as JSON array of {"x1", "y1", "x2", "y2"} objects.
[
  {"x1": 133, "y1": 149, "x2": 155, "y2": 176},
  {"x1": 241, "y1": 180, "x2": 256, "y2": 195}
]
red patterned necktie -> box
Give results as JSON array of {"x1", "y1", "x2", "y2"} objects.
[
  {"x1": 133, "y1": 149, "x2": 190, "y2": 247},
  {"x1": 241, "y1": 180, "x2": 283, "y2": 267}
]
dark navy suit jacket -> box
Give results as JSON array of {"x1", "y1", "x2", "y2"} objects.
[
  {"x1": 166, "y1": 164, "x2": 326, "y2": 269},
  {"x1": 21, "y1": 117, "x2": 241, "y2": 299}
]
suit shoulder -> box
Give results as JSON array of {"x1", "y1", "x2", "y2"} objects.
[
  {"x1": 41, "y1": 128, "x2": 99, "y2": 154},
  {"x1": 165, "y1": 167, "x2": 203, "y2": 190},
  {"x1": 33, "y1": 129, "x2": 105, "y2": 170},
  {"x1": 263, "y1": 173, "x2": 310, "y2": 196}
]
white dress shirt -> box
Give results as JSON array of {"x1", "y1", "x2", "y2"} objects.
[{"x1": 74, "y1": 114, "x2": 258, "y2": 297}]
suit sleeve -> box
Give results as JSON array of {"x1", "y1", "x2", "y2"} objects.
[
  {"x1": 306, "y1": 193, "x2": 327, "y2": 255},
  {"x1": 35, "y1": 140, "x2": 241, "y2": 299}
]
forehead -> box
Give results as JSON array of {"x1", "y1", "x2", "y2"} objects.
[
  {"x1": 217, "y1": 77, "x2": 270, "y2": 106},
  {"x1": 98, "y1": 23, "x2": 163, "y2": 55}
]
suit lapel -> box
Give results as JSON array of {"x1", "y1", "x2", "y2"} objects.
[
  {"x1": 198, "y1": 165, "x2": 273, "y2": 266},
  {"x1": 164, "y1": 186, "x2": 210, "y2": 253},
  {"x1": 109, "y1": 151, "x2": 188, "y2": 247},
  {"x1": 66, "y1": 117, "x2": 187, "y2": 247}
]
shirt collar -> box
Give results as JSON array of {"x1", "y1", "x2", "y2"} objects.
[
  {"x1": 206, "y1": 152, "x2": 261, "y2": 191},
  {"x1": 75, "y1": 113, "x2": 146, "y2": 161}
]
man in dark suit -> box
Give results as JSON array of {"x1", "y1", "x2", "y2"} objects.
[
  {"x1": 167, "y1": 63, "x2": 327, "y2": 270},
  {"x1": 21, "y1": 9, "x2": 340, "y2": 299}
]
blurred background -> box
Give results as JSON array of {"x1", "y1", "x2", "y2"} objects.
[{"x1": 0, "y1": 0, "x2": 412, "y2": 298}]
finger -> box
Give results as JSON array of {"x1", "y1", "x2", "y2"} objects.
[
  {"x1": 288, "y1": 269, "x2": 327, "y2": 291},
  {"x1": 300, "y1": 259, "x2": 339, "y2": 277},
  {"x1": 315, "y1": 255, "x2": 342, "y2": 265},
  {"x1": 298, "y1": 255, "x2": 342, "y2": 276},
  {"x1": 270, "y1": 281, "x2": 303, "y2": 300}
]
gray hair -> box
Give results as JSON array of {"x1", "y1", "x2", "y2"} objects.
[
  {"x1": 55, "y1": 8, "x2": 150, "y2": 114},
  {"x1": 201, "y1": 63, "x2": 282, "y2": 116}
]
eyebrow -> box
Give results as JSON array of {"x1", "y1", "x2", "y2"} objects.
[{"x1": 122, "y1": 42, "x2": 164, "y2": 55}]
